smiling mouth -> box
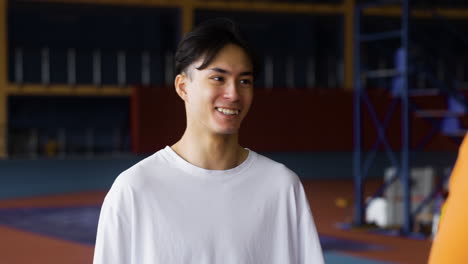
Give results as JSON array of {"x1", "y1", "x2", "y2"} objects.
[{"x1": 215, "y1": 107, "x2": 240, "y2": 115}]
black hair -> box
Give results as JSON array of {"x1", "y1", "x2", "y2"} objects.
[{"x1": 175, "y1": 18, "x2": 258, "y2": 77}]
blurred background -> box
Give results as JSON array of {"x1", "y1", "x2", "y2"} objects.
[{"x1": 1, "y1": 0, "x2": 468, "y2": 263}]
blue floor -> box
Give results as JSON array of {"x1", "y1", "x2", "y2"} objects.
[
  {"x1": 0, "y1": 206, "x2": 101, "y2": 245},
  {"x1": 320, "y1": 235, "x2": 387, "y2": 251},
  {"x1": 324, "y1": 251, "x2": 395, "y2": 264},
  {"x1": 0, "y1": 206, "x2": 396, "y2": 264}
]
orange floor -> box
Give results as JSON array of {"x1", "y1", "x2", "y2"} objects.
[
  {"x1": 307, "y1": 180, "x2": 432, "y2": 264},
  {"x1": 0, "y1": 180, "x2": 432, "y2": 264}
]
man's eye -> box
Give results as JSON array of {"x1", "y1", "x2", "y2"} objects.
[
  {"x1": 240, "y1": 79, "x2": 252, "y2": 85},
  {"x1": 212, "y1": 77, "x2": 224, "y2": 82}
]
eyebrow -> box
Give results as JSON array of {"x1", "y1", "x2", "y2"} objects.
[{"x1": 208, "y1": 67, "x2": 253, "y2": 76}]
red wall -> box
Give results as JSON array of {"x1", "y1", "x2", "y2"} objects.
[{"x1": 131, "y1": 86, "x2": 459, "y2": 154}]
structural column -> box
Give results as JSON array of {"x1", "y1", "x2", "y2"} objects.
[
  {"x1": 181, "y1": 1, "x2": 194, "y2": 36},
  {"x1": 0, "y1": 0, "x2": 7, "y2": 158},
  {"x1": 343, "y1": 0, "x2": 355, "y2": 91}
]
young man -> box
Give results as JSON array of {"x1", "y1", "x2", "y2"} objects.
[{"x1": 94, "y1": 19, "x2": 324, "y2": 264}]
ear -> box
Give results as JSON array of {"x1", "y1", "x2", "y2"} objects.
[{"x1": 174, "y1": 73, "x2": 188, "y2": 101}]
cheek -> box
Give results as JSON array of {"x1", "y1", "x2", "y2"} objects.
[
  {"x1": 185, "y1": 91, "x2": 203, "y2": 116},
  {"x1": 187, "y1": 88, "x2": 216, "y2": 114}
]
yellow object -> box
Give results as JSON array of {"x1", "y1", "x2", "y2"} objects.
[
  {"x1": 44, "y1": 140, "x2": 59, "y2": 157},
  {"x1": 335, "y1": 197, "x2": 349, "y2": 208}
]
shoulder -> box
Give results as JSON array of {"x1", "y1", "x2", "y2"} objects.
[
  {"x1": 250, "y1": 151, "x2": 301, "y2": 188},
  {"x1": 120, "y1": 148, "x2": 171, "y2": 182},
  {"x1": 106, "y1": 149, "x2": 170, "y2": 198},
  {"x1": 250, "y1": 151, "x2": 311, "y2": 215}
]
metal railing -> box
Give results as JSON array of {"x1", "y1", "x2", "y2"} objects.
[
  {"x1": 10, "y1": 47, "x2": 343, "y2": 89},
  {"x1": 7, "y1": 126, "x2": 130, "y2": 159}
]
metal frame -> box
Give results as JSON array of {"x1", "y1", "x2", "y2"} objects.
[{"x1": 353, "y1": 0, "x2": 412, "y2": 234}]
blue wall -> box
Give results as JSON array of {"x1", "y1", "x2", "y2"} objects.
[
  {"x1": 0, "y1": 156, "x2": 143, "y2": 199},
  {"x1": 0, "y1": 151, "x2": 457, "y2": 200}
]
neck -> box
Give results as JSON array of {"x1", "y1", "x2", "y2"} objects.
[{"x1": 171, "y1": 128, "x2": 248, "y2": 170}]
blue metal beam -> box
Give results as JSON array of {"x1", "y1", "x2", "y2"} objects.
[
  {"x1": 401, "y1": 0, "x2": 412, "y2": 235},
  {"x1": 354, "y1": 0, "x2": 413, "y2": 234},
  {"x1": 353, "y1": 7, "x2": 363, "y2": 227}
]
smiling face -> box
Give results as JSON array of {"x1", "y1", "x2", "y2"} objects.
[{"x1": 175, "y1": 44, "x2": 254, "y2": 136}]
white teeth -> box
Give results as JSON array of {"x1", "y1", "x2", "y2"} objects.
[{"x1": 216, "y1": 107, "x2": 239, "y2": 115}]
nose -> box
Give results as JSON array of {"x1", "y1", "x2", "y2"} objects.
[{"x1": 223, "y1": 81, "x2": 240, "y2": 101}]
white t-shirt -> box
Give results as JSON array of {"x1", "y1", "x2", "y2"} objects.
[{"x1": 94, "y1": 146, "x2": 324, "y2": 264}]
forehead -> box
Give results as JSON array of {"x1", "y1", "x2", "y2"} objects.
[{"x1": 194, "y1": 44, "x2": 253, "y2": 74}]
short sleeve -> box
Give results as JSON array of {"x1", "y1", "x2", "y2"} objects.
[{"x1": 93, "y1": 177, "x2": 133, "y2": 264}]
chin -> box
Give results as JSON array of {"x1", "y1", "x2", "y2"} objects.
[{"x1": 214, "y1": 127, "x2": 239, "y2": 135}]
